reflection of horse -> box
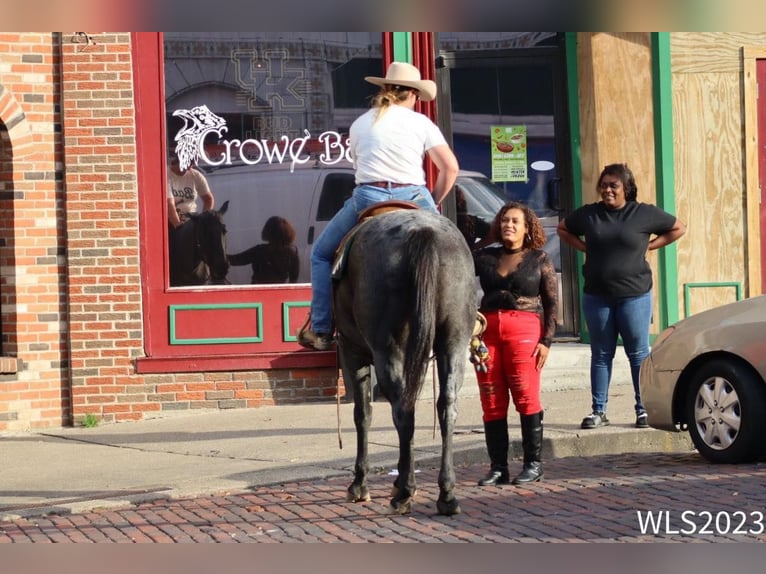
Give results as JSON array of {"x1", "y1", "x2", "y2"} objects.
[
  {"x1": 169, "y1": 201, "x2": 230, "y2": 286},
  {"x1": 333, "y1": 209, "x2": 476, "y2": 515}
]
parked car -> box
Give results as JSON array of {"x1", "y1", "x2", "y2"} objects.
[{"x1": 639, "y1": 294, "x2": 766, "y2": 463}]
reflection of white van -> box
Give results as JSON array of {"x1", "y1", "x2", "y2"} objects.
[
  {"x1": 204, "y1": 161, "x2": 356, "y2": 284},
  {"x1": 205, "y1": 162, "x2": 560, "y2": 285}
]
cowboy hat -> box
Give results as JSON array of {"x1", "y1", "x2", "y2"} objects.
[{"x1": 364, "y1": 62, "x2": 437, "y2": 102}]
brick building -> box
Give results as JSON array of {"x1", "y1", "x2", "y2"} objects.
[
  {"x1": 0, "y1": 32, "x2": 343, "y2": 430},
  {"x1": 3, "y1": 32, "x2": 766, "y2": 430}
]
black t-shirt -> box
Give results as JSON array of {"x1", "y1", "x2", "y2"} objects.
[
  {"x1": 228, "y1": 243, "x2": 299, "y2": 284},
  {"x1": 564, "y1": 201, "x2": 677, "y2": 297}
]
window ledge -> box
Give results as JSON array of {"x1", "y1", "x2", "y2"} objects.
[{"x1": 135, "y1": 351, "x2": 337, "y2": 374}]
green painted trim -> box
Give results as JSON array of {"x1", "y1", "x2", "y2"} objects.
[
  {"x1": 565, "y1": 32, "x2": 588, "y2": 341},
  {"x1": 683, "y1": 282, "x2": 742, "y2": 318},
  {"x1": 652, "y1": 32, "x2": 681, "y2": 329},
  {"x1": 391, "y1": 33, "x2": 412, "y2": 62},
  {"x1": 169, "y1": 303, "x2": 263, "y2": 345},
  {"x1": 283, "y1": 301, "x2": 310, "y2": 342}
]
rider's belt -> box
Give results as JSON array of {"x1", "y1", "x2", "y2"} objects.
[{"x1": 362, "y1": 181, "x2": 415, "y2": 188}]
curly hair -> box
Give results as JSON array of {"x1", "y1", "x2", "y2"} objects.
[
  {"x1": 598, "y1": 163, "x2": 638, "y2": 202},
  {"x1": 261, "y1": 216, "x2": 296, "y2": 245},
  {"x1": 489, "y1": 201, "x2": 547, "y2": 250}
]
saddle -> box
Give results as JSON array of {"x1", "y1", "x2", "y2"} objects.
[{"x1": 331, "y1": 200, "x2": 420, "y2": 280}]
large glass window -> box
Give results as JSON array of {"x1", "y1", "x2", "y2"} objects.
[{"x1": 163, "y1": 33, "x2": 382, "y2": 287}]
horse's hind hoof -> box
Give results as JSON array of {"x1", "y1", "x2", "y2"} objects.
[
  {"x1": 346, "y1": 485, "x2": 371, "y2": 503},
  {"x1": 388, "y1": 497, "x2": 413, "y2": 515},
  {"x1": 436, "y1": 496, "x2": 461, "y2": 516},
  {"x1": 391, "y1": 484, "x2": 417, "y2": 499}
]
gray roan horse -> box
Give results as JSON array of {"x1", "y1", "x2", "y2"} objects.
[
  {"x1": 169, "y1": 200, "x2": 230, "y2": 287},
  {"x1": 333, "y1": 209, "x2": 476, "y2": 515}
]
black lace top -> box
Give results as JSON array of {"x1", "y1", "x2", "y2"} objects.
[{"x1": 473, "y1": 246, "x2": 558, "y2": 347}]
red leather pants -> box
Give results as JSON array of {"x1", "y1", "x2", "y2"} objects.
[{"x1": 476, "y1": 309, "x2": 543, "y2": 421}]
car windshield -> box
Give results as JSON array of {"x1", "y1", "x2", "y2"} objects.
[{"x1": 456, "y1": 175, "x2": 507, "y2": 221}]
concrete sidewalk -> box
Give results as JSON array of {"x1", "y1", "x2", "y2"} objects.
[{"x1": 0, "y1": 344, "x2": 694, "y2": 520}]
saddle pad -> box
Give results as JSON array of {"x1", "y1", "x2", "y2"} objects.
[{"x1": 331, "y1": 201, "x2": 420, "y2": 280}]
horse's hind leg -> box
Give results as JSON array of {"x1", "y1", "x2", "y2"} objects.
[
  {"x1": 385, "y1": 372, "x2": 417, "y2": 515},
  {"x1": 340, "y1": 351, "x2": 373, "y2": 504},
  {"x1": 434, "y1": 348, "x2": 465, "y2": 516}
]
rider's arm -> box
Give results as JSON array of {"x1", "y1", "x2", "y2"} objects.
[
  {"x1": 167, "y1": 197, "x2": 182, "y2": 228},
  {"x1": 194, "y1": 169, "x2": 215, "y2": 211},
  {"x1": 427, "y1": 144, "x2": 459, "y2": 206}
]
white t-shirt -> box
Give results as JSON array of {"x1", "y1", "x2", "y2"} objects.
[
  {"x1": 167, "y1": 167, "x2": 213, "y2": 215},
  {"x1": 348, "y1": 105, "x2": 448, "y2": 185}
]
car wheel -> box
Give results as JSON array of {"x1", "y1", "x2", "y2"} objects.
[{"x1": 685, "y1": 359, "x2": 766, "y2": 463}]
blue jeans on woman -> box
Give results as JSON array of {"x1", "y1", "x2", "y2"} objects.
[
  {"x1": 582, "y1": 290, "x2": 653, "y2": 415},
  {"x1": 309, "y1": 183, "x2": 438, "y2": 334}
]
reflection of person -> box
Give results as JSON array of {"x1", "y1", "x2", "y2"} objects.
[
  {"x1": 298, "y1": 61, "x2": 459, "y2": 351},
  {"x1": 473, "y1": 202, "x2": 558, "y2": 486},
  {"x1": 556, "y1": 163, "x2": 686, "y2": 430},
  {"x1": 228, "y1": 216, "x2": 299, "y2": 284},
  {"x1": 167, "y1": 152, "x2": 214, "y2": 229}
]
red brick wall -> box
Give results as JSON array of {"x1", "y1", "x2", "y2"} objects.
[
  {"x1": 0, "y1": 32, "x2": 342, "y2": 431},
  {"x1": 0, "y1": 32, "x2": 68, "y2": 430}
]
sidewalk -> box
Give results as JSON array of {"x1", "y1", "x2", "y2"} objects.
[{"x1": 0, "y1": 344, "x2": 693, "y2": 520}]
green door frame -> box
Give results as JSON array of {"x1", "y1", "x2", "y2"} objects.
[{"x1": 391, "y1": 32, "x2": 412, "y2": 62}]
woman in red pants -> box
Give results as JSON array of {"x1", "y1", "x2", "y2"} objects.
[{"x1": 473, "y1": 202, "x2": 558, "y2": 485}]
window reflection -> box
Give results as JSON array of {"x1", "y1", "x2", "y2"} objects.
[{"x1": 163, "y1": 32, "x2": 382, "y2": 286}]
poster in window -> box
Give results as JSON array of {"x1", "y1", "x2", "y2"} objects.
[{"x1": 490, "y1": 125, "x2": 527, "y2": 182}]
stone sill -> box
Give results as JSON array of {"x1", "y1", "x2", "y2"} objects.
[{"x1": 0, "y1": 356, "x2": 19, "y2": 374}]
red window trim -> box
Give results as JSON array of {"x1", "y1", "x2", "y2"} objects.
[{"x1": 131, "y1": 32, "x2": 340, "y2": 373}]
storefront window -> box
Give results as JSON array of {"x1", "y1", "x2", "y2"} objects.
[{"x1": 163, "y1": 33, "x2": 383, "y2": 286}]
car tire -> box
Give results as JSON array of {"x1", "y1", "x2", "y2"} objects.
[{"x1": 685, "y1": 358, "x2": 766, "y2": 464}]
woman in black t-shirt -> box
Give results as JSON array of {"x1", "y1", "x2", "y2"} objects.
[
  {"x1": 557, "y1": 163, "x2": 686, "y2": 430},
  {"x1": 473, "y1": 202, "x2": 558, "y2": 487}
]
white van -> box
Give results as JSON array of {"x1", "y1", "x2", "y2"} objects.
[{"x1": 203, "y1": 162, "x2": 560, "y2": 285}]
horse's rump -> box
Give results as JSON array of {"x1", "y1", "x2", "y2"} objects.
[{"x1": 333, "y1": 209, "x2": 475, "y2": 405}]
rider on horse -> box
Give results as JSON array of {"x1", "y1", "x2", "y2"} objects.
[{"x1": 299, "y1": 61, "x2": 459, "y2": 351}]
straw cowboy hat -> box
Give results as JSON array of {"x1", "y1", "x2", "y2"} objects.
[{"x1": 365, "y1": 62, "x2": 437, "y2": 102}]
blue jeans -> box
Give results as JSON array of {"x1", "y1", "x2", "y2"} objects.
[
  {"x1": 309, "y1": 183, "x2": 438, "y2": 333},
  {"x1": 582, "y1": 290, "x2": 653, "y2": 415}
]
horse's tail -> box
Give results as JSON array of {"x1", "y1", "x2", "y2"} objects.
[{"x1": 401, "y1": 226, "x2": 438, "y2": 410}]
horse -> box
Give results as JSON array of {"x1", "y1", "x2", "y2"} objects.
[
  {"x1": 332, "y1": 208, "x2": 477, "y2": 516},
  {"x1": 169, "y1": 200, "x2": 230, "y2": 286}
]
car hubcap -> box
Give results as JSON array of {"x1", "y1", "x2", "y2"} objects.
[{"x1": 693, "y1": 376, "x2": 741, "y2": 450}]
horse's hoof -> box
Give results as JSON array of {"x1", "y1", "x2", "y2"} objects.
[
  {"x1": 388, "y1": 498, "x2": 413, "y2": 515},
  {"x1": 436, "y1": 496, "x2": 461, "y2": 516},
  {"x1": 391, "y1": 485, "x2": 417, "y2": 498},
  {"x1": 346, "y1": 485, "x2": 371, "y2": 503}
]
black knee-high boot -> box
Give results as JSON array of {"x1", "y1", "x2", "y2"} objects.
[
  {"x1": 478, "y1": 418, "x2": 509, "y2": 486},
  {"x1": 512, "y1": 411, "x2": 544, "y2": 484}
]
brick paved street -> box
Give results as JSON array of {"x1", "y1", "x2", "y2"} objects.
[{"x1": 2, "y1": 451, "x2": 765, "y2": 543}]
